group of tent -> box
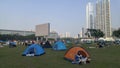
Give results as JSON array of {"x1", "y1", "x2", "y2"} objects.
[
  {"x1": 22, "y1": 41, "x2": 90, "y2": 63},
  {"x1": 22, "y1": 41, "x2": 67, "y2": 56}
]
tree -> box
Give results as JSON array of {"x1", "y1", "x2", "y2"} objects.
[
  {"x1": 112, "y1": 28, "x2": 120, "y2": 38},
  {"x1": 0, "y1": 34, "x2": 36, "y2": 41},
  {"x1": 86, "y1": 29, "x2": 104, "y2": 38}
]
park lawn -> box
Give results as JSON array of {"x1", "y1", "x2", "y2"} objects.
[{"x1": 0, "y1": 44, "x2": 120, "y2": 68}]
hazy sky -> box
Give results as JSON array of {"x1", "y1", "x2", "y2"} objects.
[{"x1": 0, "y1": 0, "x2": 120, "y2": 37}]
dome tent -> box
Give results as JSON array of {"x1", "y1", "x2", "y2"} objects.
[
  {"x1": 9, "y1": 41, "x2": 17, "y2": 48},
  {"x1": 42, "y1": 41, "x2": 52, "y2": 48},
  {"x1": 52, "y1": 41, "x2": 67, "y2": 50},
  {"x1": 64, "y1": 46, "x2": 90, "y2": 62},
  {"x1": 22, "y1": 44, "x2": 45, "y2": 56}
]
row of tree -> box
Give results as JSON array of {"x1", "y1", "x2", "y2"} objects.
[
  {"x1": 0, "y1": 34, "x2": 36, "y2": 41},
  {"x1": 112, "y1": 28, "x2": 120, "y2": 38},
  {"x1": 86, "y1": 29, "x2": 104, "y2": 38},
  {"x1": 86, "y1": 28, "x2": 120, "y2": 38}
]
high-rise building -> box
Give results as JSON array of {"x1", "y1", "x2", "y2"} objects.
[
  {"x1": 86, "y1": 2, "x2": 94, "y2": 29},
  {"x1": 95, "y1": 0, "x2": 111, "y2": 37},
  {"x1": 81, "y1": 27, "x2": 87, "y2": 38},
  {"x1": 65, "y1": 32, "x2": 70, "y2": 38}
]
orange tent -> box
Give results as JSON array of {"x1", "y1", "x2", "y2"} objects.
[{"x1": 64, "y1": 46, "x2": 90, "y2": 61}]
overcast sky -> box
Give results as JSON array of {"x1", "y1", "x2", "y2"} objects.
[{"x1": 0, "y1": 0, "x2": 120, "y2": 37}]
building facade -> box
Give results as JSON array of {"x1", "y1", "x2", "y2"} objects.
[
  {"x1": 48, "y1": 31, "x2": 59, "y2": 40},
  {"x1": 0, "y1": 29, "x2": 35, "y2": 36},
  {"x1": 86, "y1": 2, "x2": 94, "y2": 29},
  {"x1": 59, "y1": 32, "x2": 71, "y2": 38},
  {"x1": 65, "y1": 32, "x2": 71, "y2": 38},
  {"x1": 95, "y1": 0, "x2": 111, "y2": 37}
]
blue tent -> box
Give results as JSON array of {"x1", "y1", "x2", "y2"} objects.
[
  {"x1": 22, "y1": 44, "x2": 45, "y2": 56},
  {"x1": 9, "y1": 42, "x2": 17, "y2": 48},
  {"x1": 52, "y1": 41, "x2": 67, "y2": 50}
]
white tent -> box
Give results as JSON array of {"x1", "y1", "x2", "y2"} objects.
[
  {"x1": 105, "y1": 37, "x2": 115, "y2": 41},
  {"x1": 98, "y1": 37, "x2": 105, "y2": 41}
]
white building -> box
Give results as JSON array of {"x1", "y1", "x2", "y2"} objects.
[
  {"x1": 65, "y1": 32, "x2": 71, "y2": 38},
  {"x1": 59, "y1": 32, "x2": 71, "y2": 38},
  {"x1": 0, "y1": 29, "x2": 35, "y2": 36},
  {"x1": 59, "y1": 33, "x2": 65, "y2": 38},
  {"x1": 86, "y1": 2, "x2": 94, "y2": 29},
  {"x1": 48, "y1": 31, "x2": 59, "y2": 40},
  {"x1": 95, "y1": 0, "x2": 111, "y2": 37},
  {"x1": 81, "y1": 27, "x2": 87, "y2": 38}
]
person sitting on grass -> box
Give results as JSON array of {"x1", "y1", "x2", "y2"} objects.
[{"x1": 72, "y1": 51, "x2": 87, "y2": 64}]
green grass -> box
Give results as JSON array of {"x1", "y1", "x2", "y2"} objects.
[{"x1": 0, "y1": 44, "x2": 120, "y2": 68}]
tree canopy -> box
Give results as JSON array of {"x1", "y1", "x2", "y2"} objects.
[
  {"x1": 86, "y1": 29, "x2": 104, "y2": 38},
  {"x1": 112, "y1": 28, "x2": 120, "y2": 38},
  {"x1": 0, "y1": 34, "x2": 36, "y2": 41}
]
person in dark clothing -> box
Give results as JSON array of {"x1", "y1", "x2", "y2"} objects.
[
  {"x1": 43, "y1": 41, "x2": 52, "y2": 48},
  {"x1": 72, "y1": 51, "x2": 87, "y2": 64}
]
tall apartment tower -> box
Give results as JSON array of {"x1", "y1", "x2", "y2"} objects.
[
  {"x1": 86, "y1": 2, "x2": 94, "y2": 29},
  {"x1": 65, "y1": 32, "x2": 70, "y2": 38},
  {"x1": 95, "y1": 0, "x2": 111, "y2": 37}
]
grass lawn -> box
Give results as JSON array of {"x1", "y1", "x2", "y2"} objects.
[{"x1": 0, "y1": 44, "x2": 120, "y2": 68}]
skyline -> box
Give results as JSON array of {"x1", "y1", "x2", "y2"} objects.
[{"x1": 0, "y1": 0, "x2": 120, "y2": 37}]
